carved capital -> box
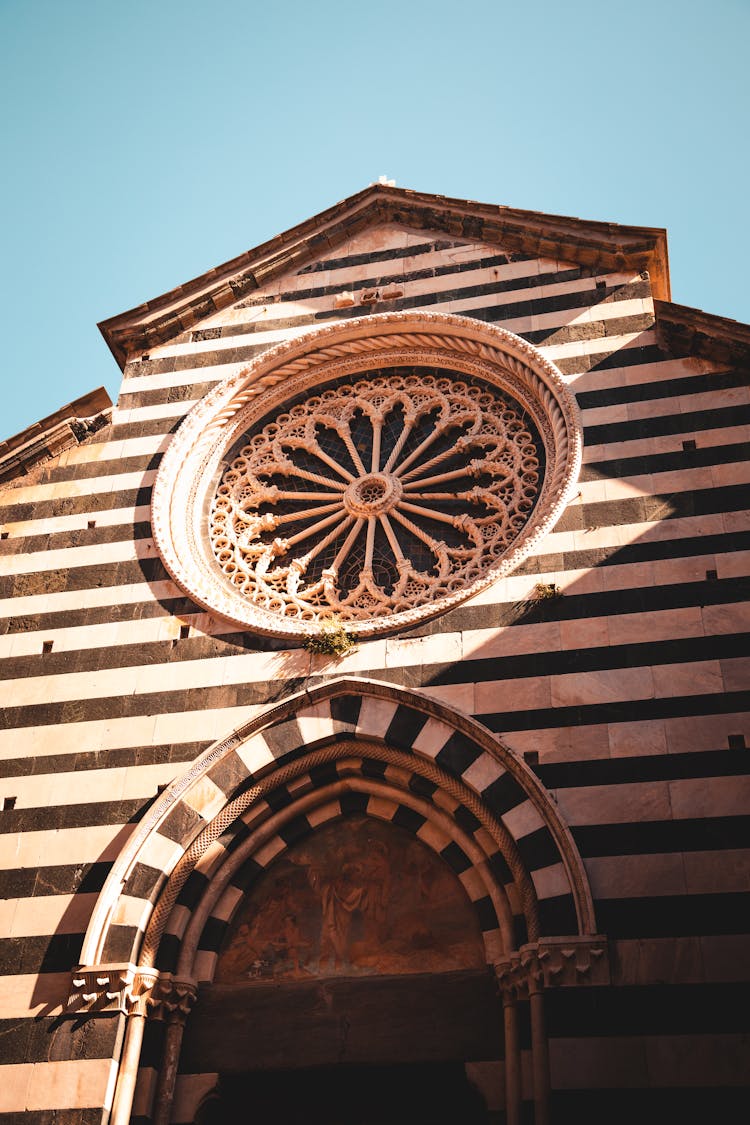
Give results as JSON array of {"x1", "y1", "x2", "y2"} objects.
[
  {"x1": 68, "y1": 965, "x2": 197, "y2": 1021},
  {"x1": 494, "y1": 953, "x2": 532, "y2": 1001},
  {"x1": 147, "y1": 974, "x2": 199, "y2": 1022},
  {"x1": 495, "y1": 935, "x2": 609, "y2": 1000}
]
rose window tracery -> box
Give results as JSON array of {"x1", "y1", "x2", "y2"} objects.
[
  {"x1": 209, "y1": 369, "x2": 542, "y2": 623},
  {"x1": 151, "y1": 312, "x2": 582, "y2": 639}
]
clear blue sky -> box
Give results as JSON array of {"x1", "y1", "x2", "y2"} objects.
[{"x1": 1, "y1": 0, "x2": 748, "y2": 439}]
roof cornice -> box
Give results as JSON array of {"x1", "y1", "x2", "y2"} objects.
[
  {"x1": 0, "y1": 387, "x2": 112, "y2": 485},
  {"x1": 98, "y1": 185, "x2": 671, "y2": 369},
  {"x1": 655, "y1": 300, "x2": 750, "y2": 368}
]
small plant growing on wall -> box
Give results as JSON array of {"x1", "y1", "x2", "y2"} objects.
[
  {"x1": 533, "y1": 582, "x2": 562, "y2": 600},
  {"x1": 304, "y1": 618, "x2": 356, "y2": 657}
]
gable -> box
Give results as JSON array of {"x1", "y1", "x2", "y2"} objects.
[
  {"x1": 112, "y1": 216, "x2": 655, "y2": 441},
  {"x1": 99, "y1": 185, "x2": 671, "y2": 369},
  {"x1": 178, "y1": 220, "x2": 561, "y2": 341}
]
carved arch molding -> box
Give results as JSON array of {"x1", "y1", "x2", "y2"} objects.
[
  {"x1": 69, "y1": 681, "x2": 607, "y2": 1125},
  {"x1": 152, "y1": 312, "x2": 582, "y2": 638}
]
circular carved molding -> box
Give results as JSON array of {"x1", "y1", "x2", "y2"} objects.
[{"x1": 152, "y1": 312, "x2": 582, "y2": 639}]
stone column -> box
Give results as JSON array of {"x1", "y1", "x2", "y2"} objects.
[
  {"x1": 502, "y1": 994, "x2": 522, "y2": 1125},
  {"x1": 495, "y1": 936, "x2": 610, "y2": 1125},
  {"x1": 66, "y1": 965, "x2": 159, "y2": 1125},
  {"x1": 528, "y1": 982, "x2": 550, "y2": 1125},
  {"x1": 66, "y1": 966, "x2": 196, "y2": 1125},
  {"x1": 110, "y1": 1009, "x2": 149, "y2": 1125},
  {"x1": 150, "y1": 980, "x2": 198, "y2": 1125},
  {"x1": 495, "y1": 960, "x2": 524, "y2": 1125}
]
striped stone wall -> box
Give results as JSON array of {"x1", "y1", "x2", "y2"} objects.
[{"x1": 0, "y1": 218, "x2": 748, "y2": 1121}]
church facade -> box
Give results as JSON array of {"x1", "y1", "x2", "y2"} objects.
[{"x1": 0, "y1": 185, "x2": 748, "y2": 1123}]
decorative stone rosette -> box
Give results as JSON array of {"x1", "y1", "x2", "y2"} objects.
[
  {"x1": 151, "y1": 313, "x2": 582, "y2": 639},
  {"x1": 209, "y1": 371, "x2": 541, "y2": 622}
]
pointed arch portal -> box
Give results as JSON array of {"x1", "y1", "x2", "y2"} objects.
[{"x1": 69, "y1": 679, "x2": 608, "y2": 1125}]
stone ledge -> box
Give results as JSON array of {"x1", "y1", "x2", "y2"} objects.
[
  {"x1": 0, "y1": 387, "x2": 112, "y2": 485},
  {"x1": 655, "y1": 299, "x2": 750, "y2": 367}
]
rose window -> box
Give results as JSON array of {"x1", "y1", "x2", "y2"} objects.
[
  {"x1": 209, "y1": 369, "x2": 542, "y2": 623},
  {"x1": 151, "y1": 312, "x2": 582, "y2": 639}
]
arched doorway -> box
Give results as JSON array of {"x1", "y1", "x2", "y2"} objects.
[
  {"x1": 70, "y1": 679, "x2": 607, "y2": 1125},
  {"x1": 179, "y1": 812, "x2": 498, "y2": 1122}
]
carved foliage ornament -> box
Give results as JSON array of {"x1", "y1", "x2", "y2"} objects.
[{"x1": 152, "y1": 313, "x2": 582, "y2": 639}]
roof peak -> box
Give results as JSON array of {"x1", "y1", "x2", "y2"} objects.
[{"x1": 99, "y1": 184, "x2": 671, "y2": 369}]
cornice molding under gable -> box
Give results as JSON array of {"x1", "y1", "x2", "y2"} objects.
[
  {"x1": 0, "y1": 387, "x2": 112, "y2": 486},
  {"x1": 655, "y1": 299, "x2": 750, "y2": 368},
  {"x1": 98, "y1": 185, "x2": 672, "y2": 370}
]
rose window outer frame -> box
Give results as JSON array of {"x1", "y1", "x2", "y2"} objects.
[{"x1": 151, "y1": 312, "x2": 583, "y2": 640}]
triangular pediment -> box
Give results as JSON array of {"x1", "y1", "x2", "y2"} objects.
[
  {"x1": 180, "y1": 220, "x2": 523, "y2": 343},
  {"x1": 98, "y1": 185, "x2": 671, "y2": 368}
]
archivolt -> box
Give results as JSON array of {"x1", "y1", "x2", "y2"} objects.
[
  {"x1": 173, "y1": 760, "x2": 521, "y2": 979},
  {"x1": 81, "y1": 678, "x2": 596, "y2": 972}
]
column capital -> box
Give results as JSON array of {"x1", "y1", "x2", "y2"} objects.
[
  {"x1": 494, "y1": 935, "x2": 609, "y2": 999},
  {"x1": 67, "y1": 964, "x2": 197, "y2": 1020}
]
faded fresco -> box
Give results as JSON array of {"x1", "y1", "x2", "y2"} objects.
[{"x1": 215, "y1": 816, "x2": 486, "y2": 983}]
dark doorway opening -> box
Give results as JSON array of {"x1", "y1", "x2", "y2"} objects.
[{"x1": 197, "y1": 1061, "x2": 489, "y2": 1125}]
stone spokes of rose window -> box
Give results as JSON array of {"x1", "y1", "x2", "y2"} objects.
[
  {"x1": 209, "y1": 370, "x2": 541, "y2": 622},
  {"x1": 150, "y1": 312, "x2": 583, "y2": 639}
]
